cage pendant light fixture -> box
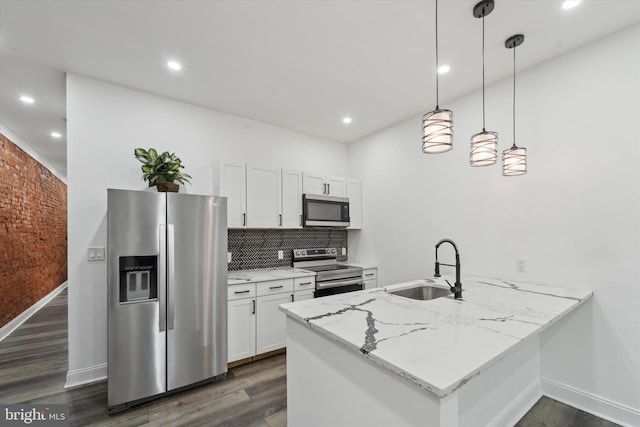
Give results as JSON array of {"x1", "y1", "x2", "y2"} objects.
[
  {"x1": 502, "y1": 34, "x2": 527, "y2": 176},
  {"x1": 422, "y1": 0, "x2": 453, "y2": 154},
  {"x1": 469, "y1": 0, "x2": 498, "y2": 167}
]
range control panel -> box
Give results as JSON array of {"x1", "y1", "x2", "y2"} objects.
[{"x1": 292, "y1": 248, "x2": 337, "y2": 259}]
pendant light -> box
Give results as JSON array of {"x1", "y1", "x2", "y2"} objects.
[
  {"x1": 502, "y1": 34, "x2": 527, "y2": 176},
  {"x1": 422, "y1": 0, "x2": 453, "y2": 154},
  {"x1": 469, "y1": 0, "x2": 498, "y2": 167}
]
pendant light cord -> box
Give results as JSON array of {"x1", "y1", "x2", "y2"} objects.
[
  {"x1": 482, "y1": 14, "x2": 486, "y2": 131},
  {"x1": 435, "y1": 0, "x2": 439, "y2": 109},
  {"x1": 512, "y1": 45, "x2": 516, "y2": 149}
]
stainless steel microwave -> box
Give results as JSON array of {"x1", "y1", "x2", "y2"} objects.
[{"x1": 302, "y1": 194, "x2": 350, "y2": 227}]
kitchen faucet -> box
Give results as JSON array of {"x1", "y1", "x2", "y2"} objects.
[{"x1": 434, "y1": 238, "x2": 462, "y2": 299}]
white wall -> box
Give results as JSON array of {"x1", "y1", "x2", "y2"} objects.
[
  {"x1": 65, "y1": 74, "x2": 349, "y2": 386},
  {"x1": 348, "y1": 25, "x2": 640, "y2": 422}
]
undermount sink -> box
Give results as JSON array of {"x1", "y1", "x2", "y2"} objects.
[{"x1": 388, "y1": 284, "x2": 452, "y2": 301}]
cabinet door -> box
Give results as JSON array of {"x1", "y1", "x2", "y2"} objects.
[
  {"x1": 293, "y1": 290, "x2": 315, "y2": 301},
  {"x1": 217, "y1": 161, "x2": 246, "y2": 227},
  {"x1": 256, "y1": 292, "x2": 293, "y2": 354},
  {"x1": 363, "y1": 268, "x2": 377, "y2": 289},
  {"x1": 282, "y1": 169, "x2": 303, "y2": 228},
  {"x1": 227, "y1": 298, "x2": 256, "y2": 363},
  {"x1": 364, "y1": 280, "x2": 377, "y2": 290},
  {"x1": 246, "y1": 165, "x2": 281, "y2": 228},
  {"x1": 326, "y1": 175, "x2": 347, "y2": 197},
  {"x1": 302, "y1": 172, "x2": 326, "y2": 195},
  {"x1": 347, "y1": 178, "x2": 362, "y2": 229}
]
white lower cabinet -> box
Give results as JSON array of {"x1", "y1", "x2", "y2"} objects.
[
  {"x1": 255, "y1": 279, "x2": 294, "y2": 354},
  {"x1": 293, "y1": 290, "x2": 314, "y2": 301},
  {"x1": 230, "y1": 277, "x2": 316, "y2": 363},
  {"x1": 363, "y1": 268, "x2": 378, "y2": 289},
  {"x1": 227, "y1": 284, "x2": 256, "y2": 363},
  {"x1": 256, "y1": 292, "x2": 293, "y2": 354},
  {"x1": 293, "y1": 276, "x2": 316, "y2": 301}
]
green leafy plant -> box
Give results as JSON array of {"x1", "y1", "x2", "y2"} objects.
[{"x1": 134, "y1": 148, "x2": 192, "y2": 187}]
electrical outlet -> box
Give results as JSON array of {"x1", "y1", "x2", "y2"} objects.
[
  {"x1": 87, "y1": 247, "x2": 105, "y2": 262},
  {"x1": 227, "y1": 252, "x2": 232, "y2": 263},
  {"x1": 277, "y1": 250, "x2": 284, "y2": 260},
  {"x1": 516, "y1": 259, "x2": 527, "y2": 273},
  {"x1": 342, "y1": 247, "x2": 346, "y2": 256}
]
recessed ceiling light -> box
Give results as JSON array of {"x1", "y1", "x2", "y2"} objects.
[
  {"x1": 437, "y1": 65, "x2": 451, "y2": 74},
  {"x1": 342, "y1": 117, "x2": 352, "y2": 124},
  {"x1": 562, "y1": 0, "x2": 581, "y2": 10},
  {"x1": 19, "y1": 95, "x2": 35, "y2": 104},
  {"x1": 51, "y1": 132, "x2": 62, "y2": 138},
  {"x1": 167, "y1": 61, "x2": 182, "y2": 71}
]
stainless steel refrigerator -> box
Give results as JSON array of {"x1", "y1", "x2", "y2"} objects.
[{"x1": 107, "y1": 189, "x2": 227, "y2": 413}]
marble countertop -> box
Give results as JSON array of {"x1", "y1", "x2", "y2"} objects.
[
  {"x1": 279, "y1": 275, "x2": 592, "y2": 398},
  {"x1": 228, "y1": 267, "x2": 315, "y2": 285}
]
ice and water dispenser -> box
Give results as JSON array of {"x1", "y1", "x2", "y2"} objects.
[{"x1": 119, "y1": 255, "x2": 158, "y2": 303}]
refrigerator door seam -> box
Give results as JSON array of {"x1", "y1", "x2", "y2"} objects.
[
  {"x1": 167, "y1": 224, "x2": 175, "y2": 331},
  {"x1": 159, "y1": 224, "x2": 167, "y2": 332}
]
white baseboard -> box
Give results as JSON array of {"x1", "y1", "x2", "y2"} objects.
[
  {"x1": 0, "y1": 281, "x2": 68, "y2": 342},
  {"x1": 542, "y1": 377, "x2": 640, "y2": 427},
  {"x1": 489, "y1": 379, "x2": 542, "y2": 427},
  {"x1": 64, "y1": 363, "x2": 107, "y2": 389}
]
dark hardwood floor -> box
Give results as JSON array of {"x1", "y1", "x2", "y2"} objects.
[{"x1": 0, "y1": 289, "x2": 621, "y2": 427}]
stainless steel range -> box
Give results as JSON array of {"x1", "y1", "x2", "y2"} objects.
[{"x1": 292, "y1": 248, "x2": 363, "y2": 297}]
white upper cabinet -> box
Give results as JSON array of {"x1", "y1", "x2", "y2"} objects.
[
  {"x1": 214, "y1": 160, "x2": 246, "y2": 227},
  {"x1": 246, "y1": 165, "x2": 281, "y2": 228},
  {"x1": 326, "y1": 176, "x2": 347, "y2": 197},
  {"x1": 302, "y1": 173, "x2": 347, "y2": 197},
  {"x1": 281, "y1": 169, "x2": 303, "y2": 228},
  {"x1": 215, "y1": 160, "x2": 361, "y2": 229},
  {"x1": 347, "y1": 178, "x2": 362, "y2": 229},
  {"x1": 302, "y1": 172, "x2": 326, "y2": 196}
]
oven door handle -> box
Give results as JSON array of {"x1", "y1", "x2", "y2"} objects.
[{"x1": 316, "y1": 278, "x2": 363, "y2": 290}]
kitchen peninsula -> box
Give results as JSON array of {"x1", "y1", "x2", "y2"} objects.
[{"x1": 280, "y1": 276, "x2": 592, "y2": 427}]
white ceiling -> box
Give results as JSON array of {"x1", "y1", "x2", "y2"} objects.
[{"x1": 1, "y1": 0, "x2": 639, "y2": 178}]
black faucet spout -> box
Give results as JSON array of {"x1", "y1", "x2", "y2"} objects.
[{"x1": 434, "y1": 238, "x2": 462, "y2": 299}]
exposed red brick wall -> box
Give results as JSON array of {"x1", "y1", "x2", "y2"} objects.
[{"x1": 0, "y1": 133, "x2": 67, "y2": 327}]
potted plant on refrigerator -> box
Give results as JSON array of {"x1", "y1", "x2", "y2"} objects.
[{"x1": 134, "y1": 148, "x2": 192, "y2": 192}]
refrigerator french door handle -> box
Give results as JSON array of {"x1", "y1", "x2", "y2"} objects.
[
  {"x1": 167, "y1": 224, "x2": 176, "y2": 331},
  {"x1": 158, "y1": 224, "x2": 167, "y2": 332}
]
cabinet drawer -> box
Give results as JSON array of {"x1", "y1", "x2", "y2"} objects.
[
  {"x1": 257, "y1": 279, "x2": 294, "y2": 296},
  {"x1": 362, "y1": 269, "x2": 377, "y2": 281},
  {"x1": 294, "y1": 276, "x2": 315, "y2": 291},
  {"x1": 228, "y1": 283, "x2": 256, "y2": 301}
]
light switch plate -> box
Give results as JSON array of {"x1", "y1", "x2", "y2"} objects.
[
  {"x1": 341, "y1": 247, "x2": 346, "y2": 256},
  {"x1": 277, "y1": 250, "x2": 284, "y2": 260},
  {"x1": 87, "y1": 247, "x2": 105, "y2": 262},
  {"x1": 227, "y1": 252, "x2": 232, "y2": 263}
]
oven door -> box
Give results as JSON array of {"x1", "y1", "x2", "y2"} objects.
[
  {"x1": 315, "y1": 277, "x2": 364, "y2": 298},
  {"x1": 303, "y1": 194, "x2": 350, "y2": 227}
]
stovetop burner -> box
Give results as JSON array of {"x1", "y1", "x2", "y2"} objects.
[
  {"x1": 304, "y1": 264, "x2": 351, "y2": 273},
  {"x1": 292, "y1": 247, "x2": 363, "y2": 281}
]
